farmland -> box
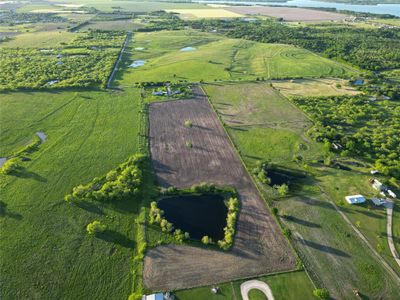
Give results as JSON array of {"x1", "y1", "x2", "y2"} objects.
[
  {"x1": 225, "y1": 6, "x2": 346, "y2": 22},
  {"x1": 1, "y1": 3, "x2": 400, "y2": 300},
  {"x1": 115, "y1": 30, "x2": 356, "y2": 85},
  {"x1": 204, "y1": 82, "x2": 400, "y2": 298},
  {"x1": 144, "y1": 87, "x2": 295, "y2": 290},
  {"x1": 0, "y1": 88, "x2": 150, "y2": 299}
]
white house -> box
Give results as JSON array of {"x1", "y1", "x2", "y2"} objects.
[
  {"x1": 388, "y1": 190, "x2": 397, "y2": 198},
  {"x1": 345, "y1": 195, "x2": 366, "y2": 204}
]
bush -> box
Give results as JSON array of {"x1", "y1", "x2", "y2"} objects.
[
  {"x1": 283, "y1": 228, "x2": 292, "y2": 239},
  {"x1": 201, "y1": 235, "x2": 211, "y2": 245},
  {"x1": 86, "y1": 220, "x2": 107, "y2": 235},
  {"x1": 0, "y1": 158, "x2": 20, "y2": 175},
  {"x1": 313, "y1": 288, "x2": 330, "y2": 299},
  {"x1": 184, "y1": 120, "x2": 193, "y2": 127},
  {"x1": 128, "y1": 292, "x2": 143, "y2": 300},
  {"x1": 277, "y1": 184, "x2": 289, "y2": 197}
]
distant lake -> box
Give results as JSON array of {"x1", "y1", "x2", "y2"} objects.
[{"x1": 195, "y1": 0, "x2": 400, "y2": 17}]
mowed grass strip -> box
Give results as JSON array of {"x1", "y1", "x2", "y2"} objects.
[
  {"x1": 0, "y1": 89, "x2": 144, "y2": 299},
  {"x1": 115, "y1": 30, "x2": 357, "y2": 85},
  {"x1": 174, "y1": 271, "x2": 315, "y2": 300}
]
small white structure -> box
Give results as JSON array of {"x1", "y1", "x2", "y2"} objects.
[
  {"x1": 142, "y1": 293, "x2": 164, "y2": 300},
  {"x1": 345, "y1": 194, "x2": 366, "y2": 204},
  {"x1": 371, "y1": 198, "x2": 386, "y2": 206},
  {"x1": 388, "y1": 190, "x2": 397, "y2": 198},
  {"x1": 370, "y1": 170, "x2": 379, "y2": 175},
  {"x1": 371, "y1": 179, "x2": 385, "y2": 191}
]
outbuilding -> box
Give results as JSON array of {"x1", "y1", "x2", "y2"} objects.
[
  {"x1": 371, "y1": 198, "x2": 386, "y2": 206},
  {"x1": 345, "y1": 194, "x2": 366, "y2": 204},
  {"x1": 142, "y1": 293, "x2": 164, "y2": 300}
]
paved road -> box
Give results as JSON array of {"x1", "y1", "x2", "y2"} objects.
[
  {"x1": 385, "y1": 200, "x2": 400, "y2": 268},
  {"x1": 240, "y1": 280, "x2": 275, "y2": 300}
]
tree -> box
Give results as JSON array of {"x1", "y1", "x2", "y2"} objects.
[
  {"x1": 277, "y1": 184, "x2": 289, "y2": 197},
  {"x1": 313, "y1": 288, "x2": 330, "y2": 299},
  {"x1": 86, "y1": 220, "x2": 107, "y2": 235},
  {"x1": 201, "y1": 235, "x2": 211, "y2": 245}
]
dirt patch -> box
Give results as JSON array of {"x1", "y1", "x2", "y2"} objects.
[
  {"x1": 144, "y1": 86, "x2": 295, "y2": 291},
  {"x1": 226, "y1": 6, "x2": 346, "y2": 22}
]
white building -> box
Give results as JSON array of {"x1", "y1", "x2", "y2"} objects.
[
  {"x1": 142, "y1": 293, "x2": 164, "y2": 300},
  {"x1": 371, "y1": 198, "x2": 386, "y2": 206},
  {"x1": 345, "y1": 195, "x2": 366, "y2": 204}
]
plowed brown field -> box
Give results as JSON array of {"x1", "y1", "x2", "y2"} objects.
[{"x1": 144, "y1": 86, "x2": 295, "y2": 291}]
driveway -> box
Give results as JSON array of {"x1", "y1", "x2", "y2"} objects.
[{"x1": 240, "y1": 280, "x2": 275, "y2": 300}]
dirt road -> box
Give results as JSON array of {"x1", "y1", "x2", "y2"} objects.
[{"x1": 241, "y1": 280, "x2": 275, "y2": 300}]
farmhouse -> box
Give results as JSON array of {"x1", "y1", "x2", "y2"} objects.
[{"x1": 345, "y1": 194, "x2": 366, "y2": 204}]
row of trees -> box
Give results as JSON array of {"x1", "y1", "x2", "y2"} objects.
[
  {"x1": 64, "y1": 154, "x2": 145, "y2": 202},
  {"x1": 149, "y1": 201, "x2": 190, "y2": 243},
  {"x1": 217, "y1": 197, "x2": 239, "y2": 250}
]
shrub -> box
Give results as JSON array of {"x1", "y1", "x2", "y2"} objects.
[
  {"x1": 313, "y1": 288, "x2": 330, "y2": 299},
  {"x1": 86, "y1": 220, "x2": 107, "y2": 235},
  {"x1": 0, "y1": 158, "x2": 20, "y2": 175},
  {"x1": 185, "y1": 141, "x2": 192, "y2": 148},
  {"x1": 218, "y1": 197, "x2": 239, "y2": 250},
  {"x1": 201, "y1": 235, "x2": 211, "y2": 245},
  {"x1": 283, "y1": 228, "x2": 292, "y2": 239},
  {"x1": 277, "y1": 184, "x2": 289, "y2": 197},
  {"x1": 184, "y1": 120, "x2": 193, "y2": 127},
  {"x1": 128, "y1": 292, "x2": 143, "y2": 300}
]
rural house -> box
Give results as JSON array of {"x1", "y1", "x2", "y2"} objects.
[{"x1": 345, "y1": 195, "x2": 366, "y2": 204}]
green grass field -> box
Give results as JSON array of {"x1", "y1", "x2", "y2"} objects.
[
  {"x1": 115, "y1": 30, "x2": 357, "y2": 85},
  {"x1": 174, "y1": 271, "x2": 315, "y2": 300},
  {"x1": 204, "y1": 83, "x2": 323, "y2": 167},
  {"x1": 0, "y1": 88, "x2": 149, "y2": 299},
  {"x1": 1, "y1": 30, "x2": 77, "y2": 48},
  {"x1": 205, "y1": 82, "x2": 400, "y2": 298}
]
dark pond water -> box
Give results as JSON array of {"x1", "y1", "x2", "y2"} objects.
[
  {"x1": 267, "y1": 168, "x2": 306, "y2": 185},
  {"x1": 158, "y1": 194, "x2": 228, "y2": 241}
]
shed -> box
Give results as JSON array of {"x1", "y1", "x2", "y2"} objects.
[
  {"x1": 345, "y1": 195, "x2": 366, "y2": 204},
  {"x1": 371, "y1": 198, "x2": 386, "y2": 206},
  {"x1": 142, "y1": 293, "x2": 164, "y2": 300}
]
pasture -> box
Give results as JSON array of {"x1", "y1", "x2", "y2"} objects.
[
  {"x1": 0, "y1": 88, "x2": 148, "y2": 299},
  {"x1": 204, "y1": 83, "x2": 323, "y2": 167},
  {"x1": 226, "y1": 6, "x2": 346, "y2": 22},
  {"x1": 115, "y1": 30, "x2": 356, "y2": 85},
  {"x1": 272, "y1": 78, "x2": 359, "y2": 98},
  {"x1": 205, "y1": 82, "x2": 400, "y2": 298},
  {"x1": 165, "y1": 8, "x2": 243, "y2": 19},
  {"x1": 144, "y1": 86, "x2": 295, "y2": 291},
  {"x1": 0, "y1": 30, "x2": 77, "y2": 48}
]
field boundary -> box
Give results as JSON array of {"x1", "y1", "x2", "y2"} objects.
[{"x1": 107, "y1": 32, "x2": 131, "y2": 89}]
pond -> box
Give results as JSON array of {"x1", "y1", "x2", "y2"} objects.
[
  {"x1": 267, "y1": 168, "x2": 306, "y2": 186},
  {"x1": 129, "y1": 60, "x2": 146, "y2": 68},
  {"x1": 180, "y1": 47, "x2": 196, "y2": 52},
  {"x1": 158, "y1": 194, "x2": 227, "y2": 241}
]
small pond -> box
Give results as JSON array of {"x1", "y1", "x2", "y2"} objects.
[
  {"x1": 158, "y1": 194, "x2": 227, "y2": 241},
  {"x1": 267, "y1": 168, "x2": 306, "y2": 186},
  {"x1": 129, "y1": 60, "x2": 146, "y2": 68},
  {"x1": 0, "y1": 158, "x2": 7, "y2": 167},
  {"x1": 36, "y1": 131, "x2": 47, "y2": 143},
  {"x1": 180, "y1": 46, "x2": 196, "y2": 52}
]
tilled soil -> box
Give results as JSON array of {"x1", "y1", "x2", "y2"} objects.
[{"x1": 144, "y1": 86, "x2": 295, "y2": 291}]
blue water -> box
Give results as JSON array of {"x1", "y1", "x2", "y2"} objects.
[
  {"x1": 129, "y1": 60, "x2": 146, "y2": 68},
  {"x1": 195, "y1": 0, "x2": 400, "y2": 17},
  {"x1": 180, "y1": 46, "x2": 197, "y2": 51}
]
